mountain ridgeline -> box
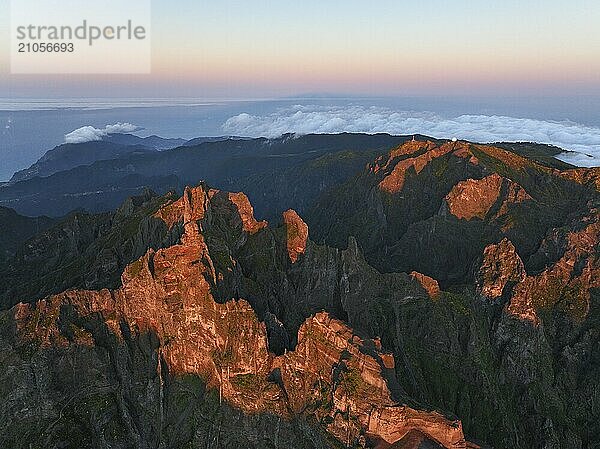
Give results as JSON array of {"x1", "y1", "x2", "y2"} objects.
[
  {"x1": 0, "y1": 135, "x2": 599, "y2": 449},
  {"x1": 0, "y1": 133, "x2": 422, "y2": 217}
]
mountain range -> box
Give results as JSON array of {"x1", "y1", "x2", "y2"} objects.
[{"x1": 0, "y1": 134, "x2": 598, "y2": 448}]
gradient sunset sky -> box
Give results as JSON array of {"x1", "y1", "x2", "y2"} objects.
[{"x1": 1, "y1": 0, "x2": 599, "y2": 98}]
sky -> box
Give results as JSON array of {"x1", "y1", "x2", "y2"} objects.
[{"x1": 1, "y1": 0, "x2": 600, "y2": 99}]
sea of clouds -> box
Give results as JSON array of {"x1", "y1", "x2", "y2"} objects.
[
  {"x1": 222, "y1": 105, "x2": 600, "y2": 167},
  {"x1": 64, "y1": 122, "x2": 140, "y2": 144}
]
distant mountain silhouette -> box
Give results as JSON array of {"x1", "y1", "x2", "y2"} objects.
[
  {"x1": 9, "y1": 134, "x2": 188, "y2": 184},
  {"x1": 103, "y1": 133, "x2": 187, "y2": 149}
]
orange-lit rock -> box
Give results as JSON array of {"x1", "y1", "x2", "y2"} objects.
[
  {"x1": 445, "y1": 174, "x2": 531, "y2": 221},
  {"x1": 472, "y1": 144, "x2": 534, "y2": 171},
  {"x1": 559, "y1": 167, "x2": 600, "y2": 191},
  {"x1": 410, "y1": 271, "x2": 441, "y2": 298},
  {"x1": 452, "y1": 143, "x2": 480, "y2": 165},
  {"x1": 274, "y1": 312, "x2": 466, "y2": 448},
  {"x1": 478, "y1": 206, "x2": 599, "y2": 327},
  {"x1": 378, "y1": 141, "x2": 461, "y2": 194},
  {"x1": 519, "y1": 214, "x2": 600, "y2": 322},
  {"x1": 477, "y1": 238, "x2": 526, "y2": 301},
  {"x1": 282, "y1": 209, "x2": 308, "y2": 263},
  {"x1": 477, "y1": 238, "x2": 539, "y2": 324},
  {"x1": 228, "y1": 192, "x2": 268, "y2": 234},
  {"x1": 154, "y1": 184, "x2": 210, "y2": 228},
  {"x1": 446, "y1": 174, "x2": 503, "y2": 220}
]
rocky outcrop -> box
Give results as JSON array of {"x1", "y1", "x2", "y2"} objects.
[
  {"x1": 445, "y1": 174, "x2": 504, "y2": 221},
  {"x1": 154, "y1": 184, "x2": 210, "y2": 227},
  {"x1": 472, "y1": 200, "x2": 600, "y2": 420},
  {"x1": 445, "y1": 174, "x2": 531, "y2": 221},
  {"x1": 559, "y1": 167, "x2": 600, "y2": 190},
  {"x1": 227, "y1": 192, "x2": 268, "y2": 234},
  {"x1": 481, "y1": 202, "x2": 599, "y2": 325},
  {"x1": 310, "y1": 139, "x2": 596, "y2": 284},
  {"x1": 513, "y1": 210, "x2": 599, "y2": 323},
  {"x1": 375, "y1": 140, "x2": 438, "y2": 170},
  {"x1": 283, "y1": 209, "x2": 309, "y2": 263},
  {"x1": 307, "y1": 140, "x2": 600, "y2": 448},
  {"x1": 477, "y1": 238, "x2": 526, "y2": 301},
  {"x1": 410, "y1": 272, "x2": 441, "y2": 299},
  {"x1": 0, "y1": 190, "x2": 177, "y2": 309},
  {"x1": 276, "y1": 313, "x2": 465, "y2": 448}
]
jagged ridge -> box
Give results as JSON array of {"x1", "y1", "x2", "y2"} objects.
[{"x1": 1, "y1": 184, "x2": 470, "y2": 449}]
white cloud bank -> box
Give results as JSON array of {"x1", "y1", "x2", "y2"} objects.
[
  {"x1": 64, "y1": 122, "x2": 140, "y2": 144},
  {"x1": 222, "y1": 105, "x2": 600, "y2": 167}
]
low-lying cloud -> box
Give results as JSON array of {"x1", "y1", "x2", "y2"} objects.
[
  {"x1": 222, "y1": 105, "x2": 600, "y2": 167},
  {"x1": 64, "y1": 122, "x2": 139, "y2": 144}
]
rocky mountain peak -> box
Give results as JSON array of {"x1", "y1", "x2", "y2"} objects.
[
  {"x1": 377, "y1": 142, "x2": 445, "y2": 194},
  {"x1": 377, "y1": 141, "x2": 479, "y2": 194},
  {"x1": 227, "y1": 192, "x2": 268, "y2": 234},
  {"x1": 155, "y1": 184, "x2": 211, "y2": 228},
  {"x1": 282, "y1": 209, "x2": 308, "y2": 263},
  {"x1": 477, "y1": 238, "x2": 526, "y2": 301}
]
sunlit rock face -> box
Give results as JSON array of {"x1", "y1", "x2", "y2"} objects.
[
  {"x1": 477, "y1": 238, "x2": 526, "y2": 302},
  {"x1": 445, "y1": 174, "x2": 531, "y2": 222},
  {"x1": 283, "y1": 209, "x2": 308, "y2": 263},
  {"x1": 410, "y1": 271, "x2": 441, "y2": 299}
]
